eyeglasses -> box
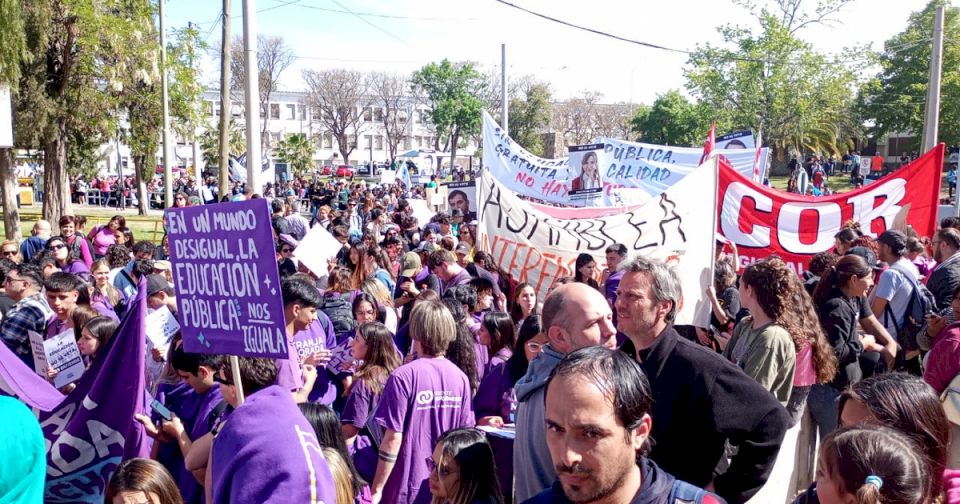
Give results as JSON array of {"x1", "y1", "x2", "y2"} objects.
[
  {"x1": 526, "y1": 341, "x2": 545, "y2": 353},
  {"x1": 932, "y1": 241, "x2": 942, "y2": 247},
  {"x1": 49, "y1": 244, "x2": 65, "y2": 251},
  {"x1": 425, "y1": 457, "x2": 454, "y2": 477},
  {"x1": 214, "y1": 372, "x2": 233, "y2": 386},
  {"x1": 280, "y1": 248, "x2": 293, "y2": 254},
  {"x1": 2, "y1": 250, "x2": 16, "y2": 256},
  {"x1": 2, "y1": 277, "x2": 24, "y2": 286}
]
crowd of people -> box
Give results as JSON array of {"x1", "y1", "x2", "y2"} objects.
[{"x1": 4, "y1": 176, "x2": 960, "y2": 504}]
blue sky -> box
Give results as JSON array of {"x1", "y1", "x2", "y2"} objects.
[{"x1": 166, "y1": 0, "x2": 935, "y2": 104}]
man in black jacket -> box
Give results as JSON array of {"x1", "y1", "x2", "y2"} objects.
[
  {"x1": 614, "y1": 256, "x2": 789, "y2": 504},
  {"x1": 928, "y1": 227, "x2": 960, "y2": 312}
]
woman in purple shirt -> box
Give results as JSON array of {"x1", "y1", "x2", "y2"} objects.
[
  {"x1": 477, "y1": 311, "x2": 515, "y2": 374},
  {"x1": 371, "y1": 301, "x2": 475, "y2": 504},
  {"x1": 48, "y1": 236, "x2": 90, "y2": 279},
  {"x1": 341, "y1": 322, "x2": 401, "y2": 481}
]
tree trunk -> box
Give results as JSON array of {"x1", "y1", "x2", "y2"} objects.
[
  {"x1": 0, "y1": 148, "x2": 22, "y2": 241},
  {"x1": 450, "y1": 131, "x2": 459, "y2": 178},
  {"x1": 134, "y1": 154, "x2": 149, "y2": 215},
  {"x1": 42, "y1": 120, "x2": 73, "y2": 227}
]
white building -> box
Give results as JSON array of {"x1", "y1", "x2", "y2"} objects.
[{"x1": 96, "y1": 88, "x2": 479, "y2": 181}]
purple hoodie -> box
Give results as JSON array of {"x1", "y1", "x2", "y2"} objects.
[{"x1": 211, "y1": 385, "x2": 336, "y2": 504}]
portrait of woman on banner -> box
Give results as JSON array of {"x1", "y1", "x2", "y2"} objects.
[{"x1": 571, "y1": 151, "x2": 602, "y2": 191}]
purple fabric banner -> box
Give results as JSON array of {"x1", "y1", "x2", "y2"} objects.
[
  {"x1": 167, "y1": 199, "x2": 288, "y2": 358},
  {"x1": 0, "y1": 276, "x2": 151, "y2": 503}
]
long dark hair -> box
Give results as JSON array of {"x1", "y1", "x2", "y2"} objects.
[
  {"x1": 441, "y1": 298, "x2": 478, "y2": 394},
  {"x1": 506, "y1": 314, "x2": 542, "y2": 384},
  {"x1": 353, "y1": 292, "x2": 385, "y2": 324},
  {"x1": 573, "y1": 253, "x2": 598, "y2": 289},
  {"x1": 812, "y1": 255, "x2": 873, "y2": 309},
  {"x1": 46, "y1": 236, "x2": 80, "y2": 266},
  {"x1": 433, "y1": 428, "x2": 505, "y2": 504},
  {"x1": 510, "y1": 282, "x2": 541, "y2": 324},
  {"x1": 105, "y1": 458, "x2": 185, "y2": 504},
  {"x1": 839, "y1": 373, "x2": 950, "y2": 499},
  {"x1": 480, "y1": 311, "x2": 515, "y2": 359},
  {"x1": 351, "y1": 322, "x2": 401, "y2": 395},
  {"x1": 298, "y1": 403, "x2": 366, "y2": 499}
]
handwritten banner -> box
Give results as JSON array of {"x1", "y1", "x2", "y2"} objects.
[
  {"x1": 476, "y1": 156, "x2": 719, "y2": 326},
  {"x1": 719, "y1": 145, "x2": 944, "y2": 273},
  {"x1": 481, "y1": 110, "x2": 767, "y2": 207},
  {"x1": 167, "y1": 199, "x2": 288, "y2": 358}
]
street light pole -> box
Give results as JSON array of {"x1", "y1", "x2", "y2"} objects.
[{"x1": 159, "y1": 0, "x2": 174, "y2": 208}]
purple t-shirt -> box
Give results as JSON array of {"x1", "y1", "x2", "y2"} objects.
[
  {"x1": 373, "y1": 358, "x2": 475, "y2": 504},
  {"x1": 211, "y1": 385, "x2": 336, "y2": 504},
  {"x1": 341, "y1": 378, "x2": 380, "y2": 481},
  {"x1": 290, "y1": 316, "x2": 339, "y2": 405},
  {"x1": 179, "y1": 384, "x2": 224, "y2": 504},
  {"x1": 473, "y1": 362, "x2": 517, "y2": 422}
]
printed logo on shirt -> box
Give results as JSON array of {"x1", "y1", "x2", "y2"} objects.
[{"x1": 415, "y1": 389, "x2": 464, "y2": 410}]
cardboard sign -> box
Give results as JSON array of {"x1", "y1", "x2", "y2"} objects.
[
  {"x1": 167, "y1": 199, "x2": 288, "y2": 358},
  {"x1": 326, "y1": 337, "x2": 354, "y2": 372},
  {"x1": 28, "y1": 330, "x2": 48, "y2": 376},
  {"x1": 294, "y1": 224, "x2": 344, "y2": 277}
]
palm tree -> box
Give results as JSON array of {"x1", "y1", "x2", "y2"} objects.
[{"x1": 275, "y1": 133, "x2": 317, "y2": 178}]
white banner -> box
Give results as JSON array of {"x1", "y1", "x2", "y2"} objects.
[
  {"x1": 482, "y1": 110, "x2": 766, "y2": 207},
  {"x1": 476, "y1": 156, "x2": 718, "y2": 326}
]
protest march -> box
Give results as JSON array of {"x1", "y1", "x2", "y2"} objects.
[{"x1": 2, "y1": 106, "x2": 959, "y2": 504}]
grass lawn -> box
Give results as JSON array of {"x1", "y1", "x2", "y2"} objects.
[
  {"x1": 0, "y1": 205, "x2": 165, "y2": 243},
  {"x1": 768, "y1": 171, "x2": 953, "y2": 201}
]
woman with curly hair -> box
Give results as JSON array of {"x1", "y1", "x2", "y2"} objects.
[{"x1": 718, "y1": 257, "x2": 801, "y2": 406}]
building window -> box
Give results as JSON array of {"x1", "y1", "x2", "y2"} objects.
[
  {"x1": 363, "y1": 135, "x2": 372, "y2": 149},
  {"x1": 415, "y1": 136, "x2": 423, "y2": 147},
  {"x1": 299, "y1": 105, "x2": 307, "y2": 121},
  {"x1": 212, "y1": 101, "x2": 221, "y2": 117},
  {"x1": 374, "y1": 107, "x2": 383, "y2": 122},
  {"x1": 323, "y1": 133, "x2": 333, "y2": 149},
  {"x1": 398, "y1": 109, "x2": 408, "y2": 123},
  {"x1": 231, "y1": 101, "x2": 243, "y2": 117},
  {"x1": 375, "y1": 135, "x2": 384, "y2": 150},
  {"x1": 363, "y1": 107, "x2": 372, "y2": 122},
  {"x1": 286, "y1": 104, "x2": 296, "y2": 120},
  {"x1": 270, "y1": 103, "x2": 280, "y2": 120},
  {"x1": 403, "y1": 136, "x2": 412, "y2": 150},
  {"x1": 349, "y1": 135, "x2": 357, "y2": 149}
]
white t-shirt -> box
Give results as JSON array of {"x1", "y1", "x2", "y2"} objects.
[{"x1": 871, "y1": 258, "x2": 919, "y2": 342}]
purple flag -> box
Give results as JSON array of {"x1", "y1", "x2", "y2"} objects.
[
  {"x1": 167, "y1": 199, "x2": 288, "y2": 358},
  {"x1": 0, "y1": 275, "x2": 151, "y2": 502}
]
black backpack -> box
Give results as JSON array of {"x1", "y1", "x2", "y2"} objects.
[
  {"x1": 319, "y1": 292, "x2": 357, "y2": 341},
  {"x1": 883, "y1": 262, "x2": 937, "y2": 353}
]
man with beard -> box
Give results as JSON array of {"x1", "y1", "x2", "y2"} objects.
[
  {"x1": 522, "y1": 346, "x2": 723, "y2": 504},
  {"x1": 615, "y1": 256, "x2": 788, "y2": 504},
  {"x1": 926, "y1": 227, "x2": 960, "y2": 312},
  {"x1": 514, "y1": 283, "x2": 618, "y2": 503}
]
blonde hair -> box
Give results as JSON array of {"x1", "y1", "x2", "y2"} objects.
[
  {"x1": 410, "y1": 301, "x2": 456, "y2": 357},
  {"x1": 361, "y1": 278, "x2": 394, "y2": 308},
  {"x1": 0, "y1": 239, "x2": 21, "y2": 263},
  {"x1": 323, "y1": 447, "x2": 354, "y2": 504}
]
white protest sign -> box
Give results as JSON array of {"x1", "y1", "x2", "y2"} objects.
[
  {"x1": 482, "y1": 110, "x2": 765, "y2": 207},
  {"x1": 0, "y1": 85, "x2": 12, "y2": 148},
  {"x1": 476, "y1": 156, "x2": 718, "y2": 326},
  {"x1": 28, "y1": 330, "x2": 48, "y2": 375},
  {"x1": 326, "y1": 337, "x2": 354, "y2": 373},
  {"x1": 294, "y1": 224, "x2": 344, "y2": 277},
  {"x1": 145, "y1": 306, "x2": 179, "y2": 352},
  {"x1": 380, "y1": 170, "x2": 397, "y2": 184},
  {"x1": 45, "y1": 330, "x2": 86, "y2": 389},
  {"x1": 430, "y1": 192, "x2": 446, "y2": 207},
  {"x1": 409, "y1": 199, "x2": 436, "y2": 228}
]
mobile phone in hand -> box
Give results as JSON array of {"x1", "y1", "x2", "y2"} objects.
[{"x1": 151, "y1": 400, "x2": 172, "y2": 421}]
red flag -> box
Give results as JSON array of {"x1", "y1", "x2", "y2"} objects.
[
  {"x1": 700, "y1": 121, "x2": 716, "y2": 164},
  {"x1": 752, "y1": 128, "x2": 763, "y2": 182}
]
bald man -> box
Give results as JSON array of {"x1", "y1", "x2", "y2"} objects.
[
  {"x1": 513, "y1": 282, "x2": 618, "y2": 503},
  {"x1": 20, "y1": 220, "x2": 51, "y2": 263}
]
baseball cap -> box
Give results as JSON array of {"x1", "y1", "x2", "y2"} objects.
[
  {"x1": 455, "y1": 242, "x2": 471, "y2": 255},
  {"x1": 875, "y1": 230, "x2": 907, "y2": 254},
  {"x1": 146, "y1": 274, "x2": 172, "y2": 297},
  {"x1": 399, "y1": 252, "x2": 421, "y2": 277},
  {"x1": 188, "y1": 176, "x2": 196, "y2": 182},
  {"x1": 152, "y1": 260, "x2": 172, "y2": 272},
  {"x1": 414, "y1": 241, "x2": 435, "y2": 253},
  {"x1": 845, "y1": 246, "x2": 882, "y2": 271}
]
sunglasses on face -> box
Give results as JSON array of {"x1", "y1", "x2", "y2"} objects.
[
  {"x1": 50, "y1": 244, "x2": 66, "y2": 251},
  {"x1": 280, "y1": 248, "x2": 293, "y2": 254},
  {"x1": 214, "y1": 372, "x2": 233, "y2": 386},
  {"x1": 2, "y1": 250, "x2": 16, "y2": 256}
]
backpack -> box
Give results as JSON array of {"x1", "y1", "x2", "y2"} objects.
[
  {"x1": 319, "y1": 292, "x2": 357, "y2": 341},
  {"x1": 668, "y1": 479, "x2": 725, "y2": 504},
  {"x1": 883, "y1": 262, "x2": 936, "y2": 353}
]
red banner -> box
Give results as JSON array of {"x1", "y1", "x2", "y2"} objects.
[{"x1": 718, "y1": 144, "x2": 944, "y2": 274}]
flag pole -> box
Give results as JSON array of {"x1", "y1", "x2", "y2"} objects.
[{"x1": 230, "y1": 355, "x2": 246, "y2": 405}]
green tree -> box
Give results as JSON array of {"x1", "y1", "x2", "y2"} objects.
[
  {"x1": 630, "y1": 90, "x2": 709, "y2": 146},
  {"x1": 857, "y1": 0, "x2": 960, "y2": 149},
  {"x1": 410, "y1": 60, "x2": 486, "y2": 172},
  {"x1": 508, "y1": 83, "x2": 552, "y2": 156},
  {"x1": 274, "y1": 133, "x2": 317, "y2": 178},
  {"x1": 684, "y1": 8, "x2": 861, "y2": 160},
  {"x1": 199, "y1": 122, "x2": 246, "y2": 168},
  {"x1": 0, "y1": 0, "x2": 28, "y2": 240}
]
